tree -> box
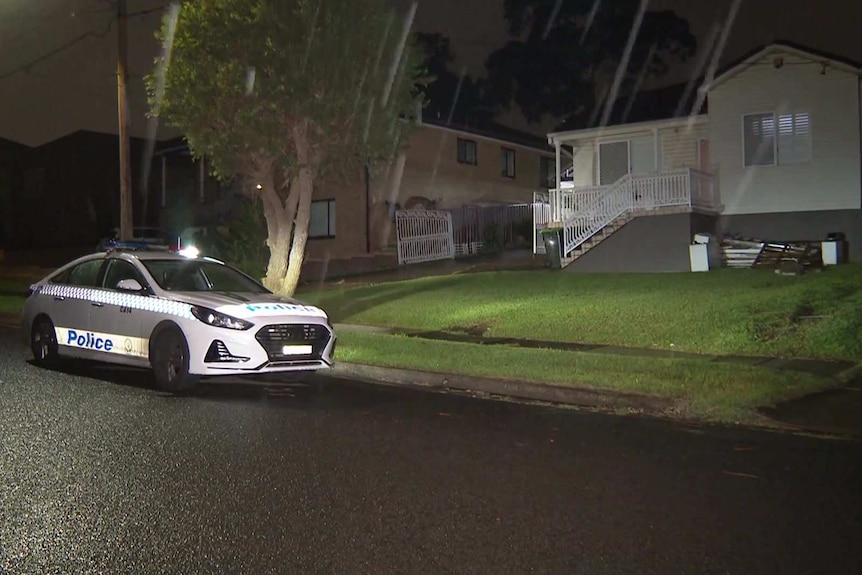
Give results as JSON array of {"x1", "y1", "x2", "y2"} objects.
[
  {"x1": 483, "y1": 0, "x2": 696, "y2": 128},
  {"x1": 414, "y1": 32, "x2": 496, "y2": 127},
  {"x1": 147, "y1": 0, "x2": 427, "y2": 296}
]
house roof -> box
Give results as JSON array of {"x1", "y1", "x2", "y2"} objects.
[
  {"x1": 705, "y1": 40, "x2": 862, "y2": 92},
  {"x1": 420, "y1": 117, "x2": 552, "y2": 152},
  {"x1": 553, "y1": 81, "x2": 708, "y2": 134},
  {"x1": 547, "y1": 114, "x2": 708, "y2": 144}
]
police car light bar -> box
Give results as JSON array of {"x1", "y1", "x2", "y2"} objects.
[{"x1": 102, "y1": 240, "x2": 172, "y2": 253}]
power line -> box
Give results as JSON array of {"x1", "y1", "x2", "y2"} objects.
[{"x1": 0, "y1": 16, "x2": 116, "y2": 82}]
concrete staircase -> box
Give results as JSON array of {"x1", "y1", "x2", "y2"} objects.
[{"x1": 561, "y1": 205, "x2": 693, "y2": 267}]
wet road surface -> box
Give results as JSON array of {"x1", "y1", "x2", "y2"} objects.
[{"x1": 1, "y1": 328, "x2": 861, "y2": 574}]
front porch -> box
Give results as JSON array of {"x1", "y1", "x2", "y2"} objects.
[
  {"x1": 546, "y1": 168, "x2": 719, "y2": 263},
  {"x1": 537, "y1": 116, "x2": 719, "y2": 266}
]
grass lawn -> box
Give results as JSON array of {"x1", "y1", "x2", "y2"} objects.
[
  {"x1": 0, "y1": 276, "x2": 32, "y2": 315},
  {"x1": 336, "y1": 331, "x2": 837, "y2": 423},
  {"x1": 300, "y1": 264, "x2": 862, "y2": 362}
]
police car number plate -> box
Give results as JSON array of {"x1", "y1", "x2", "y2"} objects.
[{"x1": 282, "y1": 344, "x2": 313, "y2": 355}]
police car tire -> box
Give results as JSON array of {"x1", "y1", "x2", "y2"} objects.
[
  {"x1": 31, "y1": 316, "x2": 59, "y2": 364},
  {"x1": 151, "y1": 326, "x2": 199, "y2": 393}
]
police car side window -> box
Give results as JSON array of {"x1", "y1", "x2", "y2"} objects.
[
  {"x1": 63, "y1": 260, "x2": 104, "y2": 287},
  {"x1": 103, "y1": 260, "x2": 145, "y2": 291}
]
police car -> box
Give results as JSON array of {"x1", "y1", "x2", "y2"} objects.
[{"x1": 21, "y1": 244, "x2": 336, "y2": 392}]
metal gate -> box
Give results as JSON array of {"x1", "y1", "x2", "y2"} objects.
[
  {"x1": 532, "y1": 191, "x2": 551, "y2": 254},
  {"x1": 395, "y1": 209, "x2": 455, "y2": 265}
]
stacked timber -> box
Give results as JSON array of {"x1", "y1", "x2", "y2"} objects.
[{"x1": 720, "y1": 235, "x2": 823, "y2": 274}]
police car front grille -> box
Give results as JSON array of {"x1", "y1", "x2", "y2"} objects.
[{"x1": 254, "y1": 324, "x2": 331, "y2": 361}]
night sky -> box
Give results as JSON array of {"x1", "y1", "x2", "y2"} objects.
[{"x1": 1, "y1": 0, "x2": 861, "y2": 147}]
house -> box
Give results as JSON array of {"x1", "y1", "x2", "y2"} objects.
[
  {"x1": 304, "y1": 116, "x2": 555, "y2": 263},
  {"x1": 545, "y1": 41, "x2": 862, "y2": 272},
  {"x1": 151, "y1": 118, "x2": 555, "y2": 266},
  {"x1": 0, "y1": 131, "x2": 167, "y2": 259}
]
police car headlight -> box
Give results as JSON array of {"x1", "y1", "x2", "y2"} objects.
[{"x1": 191, "y1": 306, "x2": 253, "y2": 331}]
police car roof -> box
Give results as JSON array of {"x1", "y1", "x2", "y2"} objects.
[{"x1": 102, "y1": 249, "x2": 218, "y2": 263}]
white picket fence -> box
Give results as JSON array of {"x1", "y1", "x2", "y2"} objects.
[{"x1": 395, "y1": 209, "x2": 455, "y2": 265}]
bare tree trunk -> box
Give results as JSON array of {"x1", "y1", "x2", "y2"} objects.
[
  {"x1": 282, "y1": 164, "x2": 313, "y2": 295},
  {"x1": 255, "y1": 161, "x2": 294, "y2": 293}
]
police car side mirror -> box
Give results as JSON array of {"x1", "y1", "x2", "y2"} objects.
[{"x1": 116, "y1": 278, "x2": 144, "y2": 292}]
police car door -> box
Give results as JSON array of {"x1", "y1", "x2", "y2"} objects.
[
  {"x1": 86, "y1": 258, "x2": 148, "y2": 364},
  {"x1": 46, "y1": 257, "x2": 106, "y2": 359}
]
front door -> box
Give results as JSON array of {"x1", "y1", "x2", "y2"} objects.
[
  {"x1": 598, "y1": 137, "x2": 655, "y2": 185},
  {"x1": 697, "y1": 139, "x2": 710, "y2": 172},
  {"x1": 49, "y1": 258, "x2": 106, "y2": 357},
  {"x1": 87, "y1": 259, "x2": 148, "y2": 361}
]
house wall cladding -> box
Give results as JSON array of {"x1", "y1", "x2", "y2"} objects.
[
  {"x1": 719, "y1": 209, "x2": 862, "y2": 262},
  {"x1": 562, "y1": 120, "x2": 709, "y2": 188},
  {"x1": 660, "y1": 122, "x2": 710, "y2": 172},
  {"x1": 709, "y1": 50, "x2": 862, "y2": 215},
  {"x1": 564, "y1": 212, "x2": 718, "y2": 273}
]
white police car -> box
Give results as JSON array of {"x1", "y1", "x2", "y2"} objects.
[{"x1": 21, "y1": 245, "x2": 336, "y2": 392}]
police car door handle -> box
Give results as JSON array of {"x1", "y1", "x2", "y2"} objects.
[
  {"x1": 91, "y1": 302, "x2": 104, "y2": 307},
  {"x1": 53, "y1": 296, "x2": 65, "y2": 301}
]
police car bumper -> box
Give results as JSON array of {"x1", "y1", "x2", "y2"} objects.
[{"x1": 186, "y1": 322, "x2": 336, "y2": 376}]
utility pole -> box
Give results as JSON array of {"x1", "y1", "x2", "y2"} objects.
[{"x1": 117, "y1": 0, "x2": 133, "y2": 241}]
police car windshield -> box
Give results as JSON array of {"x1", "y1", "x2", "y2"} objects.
[{"x1": 142, "y1": 259, "x2": 269, "y2": 293}]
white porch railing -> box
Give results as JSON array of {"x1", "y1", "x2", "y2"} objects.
[{"x1": 548, "y1": 168, "x2": 716, "y2": 257}]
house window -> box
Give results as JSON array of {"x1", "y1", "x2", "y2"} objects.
[
  {"x1": 457, "y1": 138, "x2": 477, "y2": 165},
  {"x1": 309, "y1": 199, "x2": 336, "y2": 238},
  {"x1": 501, "y1": 148, "x2": 516, "y2": 178},
  {"x1": 539, "y1": 157, "x2": 556, "y2": 188},
  {"x1": 777, "y1": 112, "x2": 811, "y2": 165},
  {"x1": 743, "y1": 111, "x2": 811, "y2": 167}
]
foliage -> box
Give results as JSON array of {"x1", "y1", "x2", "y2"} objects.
[
  {"x1": 300, "y1": 265, "x2": 862, "y2": 362},
  {"x1": 483, "y1": 0, "x2": 697, "y2": 125},
  {"x1": 414, "y1": 32, "x2": 497, "y2": 126},
  {"x1": 198, "y1": 199, "x2": 270, "y2": 281},
  {"x1": 146, "y1": 0, "x2": 429, "y2": 294},
  {"x1": 481, "y1": 222, "x2": 502, "y2": 253}
]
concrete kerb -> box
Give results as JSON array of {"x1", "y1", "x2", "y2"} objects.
[{"x1": 329, "y1": 362, "x2": 680, "y2": 414}]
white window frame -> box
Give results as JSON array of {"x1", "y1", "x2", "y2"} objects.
[{"x1": 742, "y1": 111, "x2": 811, "y2": 167}]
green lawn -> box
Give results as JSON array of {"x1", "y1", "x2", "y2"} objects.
[
  {"x1": 0, "y1": 276, "x2": 32, "y2": 315},
  {"x1": 300, "y1": 265, "x2": 862, "y2": 361},
  {"x1": 336, "y1": 331, "x2": 837, "y2": 423}
]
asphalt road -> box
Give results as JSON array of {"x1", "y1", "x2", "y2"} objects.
[{"x1": 1, "y1": 327, "x2": 861, "y2": 575}]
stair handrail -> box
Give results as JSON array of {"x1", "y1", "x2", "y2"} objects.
[
  {"x1": 561, "y1": 174, "x2": 634, "y2": 255},
  {"x1": 559, "y1": 169, "x2": 695, "y2": 256}
]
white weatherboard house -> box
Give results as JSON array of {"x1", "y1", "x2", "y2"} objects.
[{"x1": 542, "y1": 41, "x2": 862, "y2": 272}]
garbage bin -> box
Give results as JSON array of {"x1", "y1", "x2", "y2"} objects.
[
  {"x1": 540, "y1": 228, "x2": 563, "y2": 269},
  {"x1": 821, "y1": 232, "x2": 847, "y2": 266}
]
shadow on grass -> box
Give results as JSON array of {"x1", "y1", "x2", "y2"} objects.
[{"x1": 305, "y1": 275, "x2": 467, "y2": 323}]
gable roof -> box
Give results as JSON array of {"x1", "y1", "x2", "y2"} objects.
[
  {"x1": 706, "y1": 40, "x2": 862, "y2": 92},
  {"x1": 553, "y1": 80, "x2": 707, "y2": 133},
  {"x1": 420, "y1": 117, "x2": 552, "y2": 152}
]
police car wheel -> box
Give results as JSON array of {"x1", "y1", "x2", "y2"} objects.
[
  {"x1": 31, "y1": 316, "x2": 59, "y2": 364},
  {"x1": 151, "y1": 326, "x2": 198, "y2": 392}
]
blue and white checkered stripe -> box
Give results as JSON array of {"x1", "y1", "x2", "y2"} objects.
[{"x1": 36, "y1": 284, "x2": 194, "y2": 320}]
